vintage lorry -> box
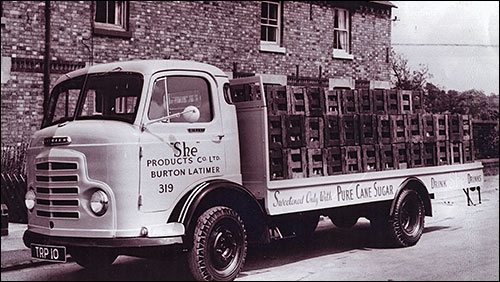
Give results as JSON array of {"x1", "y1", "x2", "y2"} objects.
[{"x1": 23, "y1": 60, "x2": 484, "y2": 281}]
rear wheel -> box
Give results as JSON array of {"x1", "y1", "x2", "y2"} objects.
[
  {"x1": 371, "y1": 189, "x2": 425, "y2": 247},
  {"x1": 188, "y1": 206, "x2": 247, "y2": 281},
  {"x1": 70, "y1": 247, "x2": 117, "y2": 270}
]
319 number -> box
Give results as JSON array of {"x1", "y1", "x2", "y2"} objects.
[{"x1": 159, "y1": 183, "x2": 174, "y2": 193}]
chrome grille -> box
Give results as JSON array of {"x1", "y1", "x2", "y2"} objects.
[{"x1": 35, "y1": 161, "x2": 80, "y2": 219}]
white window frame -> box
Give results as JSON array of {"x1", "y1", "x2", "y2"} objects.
[
  {"x1": 94, "y1": 1, "x2": 127, "y2": 31},
  {"x1": 260, "y1": 1, "x2": 286, "y2": 53},
  {"x1": 333, "y1": 8, "x2": 353, "y2": 60}
]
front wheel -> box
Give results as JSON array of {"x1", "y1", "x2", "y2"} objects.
[
  {"x1": 69, "y1": 247, "x2": 118, "y2": 270},
  {"x1": 188, "y1": 206, "x2": 247, "y2": 281}
]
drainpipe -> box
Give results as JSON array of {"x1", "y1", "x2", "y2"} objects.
[{"x1": 43, "y1": 1, "x2": 51, "y2": 114}]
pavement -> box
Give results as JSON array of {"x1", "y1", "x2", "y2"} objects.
[{"x1": 1, "y1": 174, "x2": 498, "y2": 272}]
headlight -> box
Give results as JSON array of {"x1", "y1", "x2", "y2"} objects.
[
  {"x1": 90, "y1": 190, "x2": 109, "y2": 216},
  {"x1": 25, "y1": 189, "x2": 36, "y2": 211}
]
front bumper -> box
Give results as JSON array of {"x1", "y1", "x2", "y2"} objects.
[{"x1": 23, "y1": 230, "x2": 183, "y2": 249}]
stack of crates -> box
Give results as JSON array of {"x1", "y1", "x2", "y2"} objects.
[{"x1": 264, "y1": 84, "x2": 474, "y2": 180}]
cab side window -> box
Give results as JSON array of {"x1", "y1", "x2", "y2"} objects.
[{"x1": 148, "y1": 76, "x2": 213, "y2": 123}]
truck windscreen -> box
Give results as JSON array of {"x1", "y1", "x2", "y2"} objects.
[{"x1": 42, "y1": 72, "x2": 143, "y2": 128}]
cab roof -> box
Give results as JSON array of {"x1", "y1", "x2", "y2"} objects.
[{"x1": 54, "y1": 59, "x2": 228, "y2": 85}]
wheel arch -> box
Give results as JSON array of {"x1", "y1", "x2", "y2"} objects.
[
  {"x1": 390, "y1": 177, "x2": 432, "y2": 217},
  {"x1": 168, "y1": 180, "x2": 268, "y2": 244}
]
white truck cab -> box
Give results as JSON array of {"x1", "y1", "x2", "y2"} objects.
[{"x1": 23, "y1": 60, "x2": 484, "y2": 281}]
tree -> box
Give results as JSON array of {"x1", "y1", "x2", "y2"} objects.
[{"x1": 390, "y1": 49, "x2": 433, "y2": 91}]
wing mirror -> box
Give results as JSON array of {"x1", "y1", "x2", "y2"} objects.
[{"x1": 142, "y1": 106, "x2": 200, "y2": 131}]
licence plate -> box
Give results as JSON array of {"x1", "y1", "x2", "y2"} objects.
[{"x1": 31, "y1": 244, "x2": 66, "y2": 262}]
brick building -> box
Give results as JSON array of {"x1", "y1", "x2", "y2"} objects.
[{"x1": 1, "y1": 1, "x2": 395, "y2": 147}]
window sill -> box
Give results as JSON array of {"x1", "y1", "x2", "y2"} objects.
[
  {"x1": 93, "y1": 26, "x2": 132, "y2": 39},
  {"x1": 259, "y1": 43, "x2": 286, "y2": 54},
  {"x1": 333, "y1": 50, "x2": 354, "y2": 60}
]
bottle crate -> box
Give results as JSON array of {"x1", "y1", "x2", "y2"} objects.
[
  {"x1": 398, "y1": 90, "x2": 413, "y2": 114},
  {"x1": 361, "y1": 144, "x2": 379, "y2": 171},
  {"x1": 393, "y1": 142, "x2": 411, "y2": 169},
  {"x1": 434, "y1": 114, "x2": 449, "y2": 141},
  {"x1": 358, "y1": 89, "x2": 374, "y2": 114},
  {"x1": 325, "y1": 115, "x2": 342, "y2": 147},
  {"x1": 407, "y1": 114, "x2": 424, "y2": 142},
  {"x1": 463, "y1": 140, "x2": 474, "y2": 163},
  {"x1": 378, "y1": 144, "x2": 395, "y2": 170},
  {"x1": 283, "y1": 115, "x2": 305, "y2": 148},
  {"x1": 449, "y1": 141, "x2": 463, "y2": 164},
  {"x1": 409, "y1": 142, "x2": 424, "y2": 168},
  {"x1": 391, "y1": 115, "x2": 409, "y2": 143},
  {"x1": 372, "y1": 89, "x2": 388, "y2": 114},
  {"x1": 422, "y1": 114, "x2": 437, "y2": 142},
  {"x1": 305, "y1": 117, "x2": 324, "y2": 149},
  {"x1": 268, "y1": 115, "x2": 285, "y2": 149},
  {"x1": 287, "y1": 86, "x2": 307, "y2": 115},
  {"x1": 341, "y1": 89, "x2": 359, "y2": 115},
  {"x1": 412, "y1": 90, "x2": 424, "y2": 113},
  {"x1": 377, "y1": 114, "x2": 392, "y2": 144},
  {"x1": 326, "y1": 147, "x2": 343, "y2": 175},
  {"x1": 305, "y1": 86, "x2": 325, "y2": 117},
  {"x1": 265, "y1": 85, "x2": 288, "y2": 115},
  {"x1": 462, "y1": 115, "x2": 473, "y2": 141},
  {"x1": 324, "y1": 89, "x2": 342, "y2": 115},
  {"x1": 359, "y1": 114, "x2": 377, "y2": 144},
  {"x1": 342, "y1": 146, "x2": 362, "y2": 174},
  {"x1": 423, "y1": 142, "x2": 437, "y2": 166},
  {"x1": 307, "y1": 148, "x2": 328, "y2": 177},
  {"x1": 285, "y1": 148, "x2": 308, "y2": 179},
  {"x1": 340, "y1": 114, "x2": 360, "y2": 146},
  {"x1": 436, "y1": 141, "x2": 450, "y2": 165},
  {"x1": 269, "y1": 149, "x2": 286, "y2": 180},
  {"x1": 386, "y1": 89, "x2": 399, "y2": 114}
]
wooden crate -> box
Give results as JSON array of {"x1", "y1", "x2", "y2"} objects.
[
  {"x1": 393, "y1": 143, "x2": 411, "y2": 169},
  {"x1": 412, "y1": 90, "x2": 424, "y2": 113},
  {"x1": 268, "y1": 115, "x2": 285, "y2": 149},
  {"x1": 391, "y1": 115, "x2": 409, "y2": 143},
  {"x1": 285, "y1": 148, "x2": 307, "y2": 179},
  {"x1": 269, "y1": 149, "x2": 286, "y2": 180},
  {"x1": 462, "y1": 115, "x2": 473, "y2": 141},
  {"x1": 409, "y1": 142, "x2": 424, "y2": 168},
  {"x1": 340, "y1": 114, "x2": 360, "y2": 146},
  {"x1": 449, "y1": 141, "x2": 463, "y2": 164},
  {"x1": 463, "y1": 140, "x2": 474, "y2": 163},
  {"x1": 325, "y1": 89, "x2": 341, "y2": 115},
  {"x1": 372, "y1": 89, "x2": 387, "y2": 114},
  {"x1": 407, "y1": 114, "x2": 424, "y2": 142},
  {"x1": 422, "y1": 114, "x2": 437, "y2": 142},
  {"x1": 436, "y1": 141, "x2": 450, "y2": 165},
  {"x1": 386, "y1": 89, "x2": 399, "y2": 114},
  {"x1": 434, "y1": 114, "x2": 449, "y2": 141},
  {"x1": 305, "y1": 117, "x2": 324, "y2": 149},
  {"x1": 326, "y1": 147, "x2": 343, "y2": 175},
  {"x1": 231, "y1": 83, "x2": 262, "y2": 103},
  {"x1": 377, "y1": 114, "x2": 392, "y2": 144},
  {"x1": 342, "y1": 146, "x2": 362, "y2": 173},
  {"x1": 423, "y1": 142, "x2": 437, "y2": 167},
  {"x1": 283, "y1": 115, "x2": 306, "y2": 148},
  {"x1": 305, "y1": 86, "x2": 325, "y2": 117},
  {"x1": 359, "y1": 114, "x2": 377, "y2": 144},
  {"x1": 341, "y1": 89, "x2": 359, "y2": 115},
  {"x1": 265, "y1": 85, "x2": 288, "y2": 115},
  {"x1": 398, "y1": 90, "x2": 413, "y2": 114},
  {"x1": 358, "y1": 89, "x2": 373, "y2": 114},
  {"x1": 325, "y1": 115, "x2": 342, "y2": 147},
  {"x1": 378, "y1": 144, "x2": 395, "y2": 170},
  {"x1": 361, "y1": 144, "x2": 379, "y2": 171},
  {"x1": 287, "y1": 86, "x2": 307, "y2": 115},
  {"x1": 307, "y1": 148, "x2": 328, "y2": 177}
]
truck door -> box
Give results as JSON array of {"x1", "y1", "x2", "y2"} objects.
[{"x1": 139, "y1": 71, "x2": 225, "y2": 212}]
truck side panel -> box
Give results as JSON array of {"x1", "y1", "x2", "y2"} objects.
[{"x1": 266, "y1": 162, "x2": 483, "y2": 215}]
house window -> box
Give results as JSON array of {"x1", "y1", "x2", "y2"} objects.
[
  {"x1": 93, "y1": 1, "x2": 131, "y2": 38},
  {"x1": 333, "y1": 8, "x2": 353, "y2": 59},
  {"x1": 260, "y1": 1, "x2": 285, "y2": 53}
]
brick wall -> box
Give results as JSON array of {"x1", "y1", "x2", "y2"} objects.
[{"x1": 1, "y1": 1, "x2": 393, "y2": 146}]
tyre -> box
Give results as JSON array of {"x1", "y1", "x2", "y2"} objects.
[
  {"x1": 330, "y1": 214, "x2": 359, "y2": 229},
  {"x1": 70, "y1": 247, "x2": 118, "y2": 270},
  {"x1": 390, "y1": 189, "x2": 425, "y2": 246},
  {"x1": 371, "y1": 189, "x2": 425, "y2": 247},
  {"x1": 188, "y1": 206, "x2": 247, "y2": 281}
]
